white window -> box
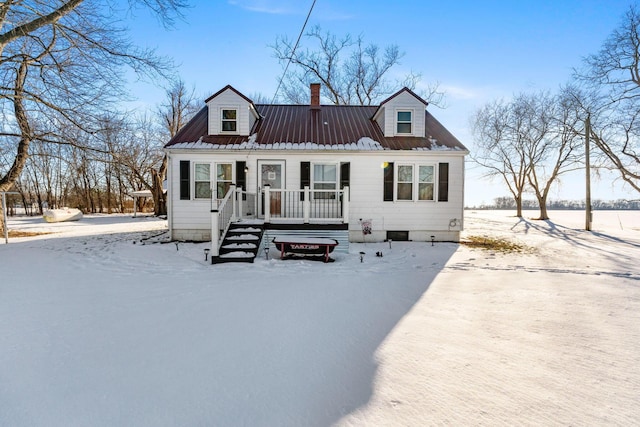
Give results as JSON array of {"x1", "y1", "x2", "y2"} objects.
[
  {"x1": 312, "y1": 163, "x2": 337, "y2": 199},
  {"x1": 395, "y1": 163, "x2": 435, "y2": 201},
  {"x1": 216, "y1": 163, "x2": 233, "y2": 198},
  {"x1": 221, "y1": 109, "x2": 237, "y2": 132},
  {"x1": 396, "y1": 110, "x2": 412, "y2": 134},
  {"x1": 194, "y1": 163, "x2": 211, "y2": 199},
  {"x1": 397, "y1": 164, "x2": 413, "y2": 201},
  {"x1": 418, "y1": 165, "x2": 435, "y2": 201}
]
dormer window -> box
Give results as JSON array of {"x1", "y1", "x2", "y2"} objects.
[
  {"x1": 221, "y1": 109, "x2": 237, "y2": 132},
  {"x1": 396, "y1": 110, "x2": 412, "y2": 134}
]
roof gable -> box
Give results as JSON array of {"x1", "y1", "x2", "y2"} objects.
[
  {"x1": 204, "y1": 84, "x2": 256, "y2": 106},
  {"x1": 372, "y1": 87, "x2": 428, "y2": 122},
  {"x1": 379, "y1": 87, "x2": 428, "y2": 107}
]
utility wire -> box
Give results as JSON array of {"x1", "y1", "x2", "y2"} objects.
[{"x1": 271, "y1": 0, "x2": 316, "y2": 104}]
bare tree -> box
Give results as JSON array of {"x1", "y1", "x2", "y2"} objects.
[
  {"x1": 153, "y1": 79, "x2": 198, "y2": 215},
  {"x1": 272, "y1": 25, "x2": 445, "y2": 106},
  {"x1": 113, "y1": 112, "x2": 164, "y2": 214},
  {"x1": 472, "y1": 98, "x2": 530, "y2": 217},
  {"x1": 472, "y1": 91, "x2": 585, "y2": 219},
  {"x1": 0, "y1": 0, "x2": 187, "y2": 234},
  {"x1": 522, "y1": 91, "x2": 584, "y2": 219},
  {"x1": 575, "y1": 4, "x2": 640, "y2": 194}
]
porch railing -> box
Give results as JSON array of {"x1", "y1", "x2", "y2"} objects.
[
  {"x1": 221, "y1": 185, "x2": 349, "y2": 223},
  {"x1": 210, "y1": 185, "x2": 349, "y2": 259},
  {"x1": 260, "y1": 185, "x2": 349, "y2": 223},
  {"x1": 210, "y1": 185, "x2": 236, "y2": 257}
]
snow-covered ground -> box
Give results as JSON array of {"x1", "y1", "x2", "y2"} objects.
[{"x1": 1, "y1": 210, "x2": 638, "y2": 426}]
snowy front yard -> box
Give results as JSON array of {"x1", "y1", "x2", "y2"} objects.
[{"x1": 1, "y1": 211, "x2": 639, "y2": 426}]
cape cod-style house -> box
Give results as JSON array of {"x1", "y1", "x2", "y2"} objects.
[{"x1": 164, "y1": 83, "x2": 468, "y2": 263}]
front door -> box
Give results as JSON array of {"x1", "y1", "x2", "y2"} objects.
[{"x1": 258, "y1": 160, "x2": 285, "y2": 217}]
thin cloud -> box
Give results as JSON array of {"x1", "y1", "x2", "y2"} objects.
[
  {"x1": 440, "y1": 84, "x2": 479, "y2": 100},
  {"x1": 228, "y1": 1, "x2": 353, "y2": 20},
  {"x1": 228, "y1": 0, "x2": 297, "y2": 15}
]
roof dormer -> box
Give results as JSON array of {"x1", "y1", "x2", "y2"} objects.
[
  {"x1": 205, "y1": 85, "x2": 260, "y2": 136},
  {"x1": 372, "y1": 87, "x2": 428, "y2": 138}
]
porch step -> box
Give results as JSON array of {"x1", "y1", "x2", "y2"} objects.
[{"x1": 213, "y1": 222, "x2": 264, "y2": 264}]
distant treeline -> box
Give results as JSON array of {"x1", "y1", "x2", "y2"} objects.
[{"x1": 467, "y1": 197, "x2": 640, "y2": 210}]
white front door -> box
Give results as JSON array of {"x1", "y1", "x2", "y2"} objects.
[{"x1": 258, "y1": 160, "x2": 285, "y2": 217}]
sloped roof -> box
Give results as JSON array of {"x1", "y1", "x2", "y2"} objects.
[
  {"x1": 165, "y1": 103, "x2": 467, "y2": 152},
  {"x1": 204, "y1": 84, "x2": 256, "y2": 107},
  {"x1": 380, "y1": 86, "x2": 429, "y2": 106}
]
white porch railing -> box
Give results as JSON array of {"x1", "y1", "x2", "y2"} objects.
[
  {"x1": 261, "y1": 186, "x2": 349, "y2": 223},
  {"x1": 210, "y1": 185, "x2": 349, "y2": 260},
  {"x1": 210, "y1": 184, "x2": 236, "y2": 257}
]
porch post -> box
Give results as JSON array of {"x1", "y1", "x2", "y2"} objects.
[
  {"x1": 237, "y1": 186, "x2": 243, "y2": 221},
  {"x1": 230, "y1": 184, "x2": 237, "y2": 222},
  {"x1": 264, "y1": 184, "x2": 271, "y2": 223},
  {"x1": 342, "y1": 186, "x2": 350, "y2": 223},
  {"x1": 303, "y1": 185, "x2": 310, "y2": 224},
  {"x1": 211, "y1": 209, "x2": 219, "y2": 260}
]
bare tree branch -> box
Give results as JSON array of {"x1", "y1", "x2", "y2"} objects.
[
  {"x1": 0, "y1": 0, "x2": 188, "y2": 233},
  {"x1": 272, "y1": 25, "x2": 445, "y2": 106},
  {"x1": 574, "y1": 4, "x2": 640, "y2": 194}
]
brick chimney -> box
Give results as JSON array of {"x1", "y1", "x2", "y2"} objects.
[{"x1": 310, "y1": 83, "x2": 321, "y2": 109}]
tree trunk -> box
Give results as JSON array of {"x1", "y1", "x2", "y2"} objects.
[
  {"x1": 33, "y1": 172, "x2": 43, "y2": 215},
  {"x1": 0, "y1": 59, "x2": 33, "y2": 235},
  {"x1": 538, "y1": 200, "x2": 549, "y2": 220},
  {"x1": 0, "y1": 199, "x2": 4, "y2": 238},
  {"x1": 106, "y1": 170, "x2": 112, "y2": 214},
  {"x1": 515, "y1": 195, "x2": 523, "y2": 218},
  {"x1": 152, "y1": 154, "x2": 168, "y2": 216}
]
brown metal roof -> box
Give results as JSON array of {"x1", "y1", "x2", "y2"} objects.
[
  {"x1": 166, "y1": 103, "x2": 467, "y2": 151},
  {"x1": 169, "y1": 106, "x2": 208, "y2": 144}
]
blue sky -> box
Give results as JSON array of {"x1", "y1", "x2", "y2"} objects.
[{"x1": 123, "y1": 0, "x2": 637, "y2": 206}]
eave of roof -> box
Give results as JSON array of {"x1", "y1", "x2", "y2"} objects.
[
  {"x1": 204, "y1": 84, "x2": 254, "y2": 104},
  {"x1": 378, "y1": 86, "x2": 428, "y2": 107}
]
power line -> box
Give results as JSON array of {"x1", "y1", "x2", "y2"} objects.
[{"x1": 271, "y1": 0, "x2": 316, "y2": 104}]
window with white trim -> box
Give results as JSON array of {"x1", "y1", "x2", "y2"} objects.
[
  {"x1": 418, "y1": 165, "x2": 435, "y2": 200},
  {"x1": 216, "y1": 163, "x2": 233, "y2": 198},
  {"x1": 221, "y1": 109, "x2": 237, "y2": 132},
  {"x1": 312, "y1": 163, "x2": 337, "y2": 199},
  {"x1": 397, "y1": 164, "x2": 413, "y2": 200},
  {"x1": 194, "y1": 163, "x2": 211, "y2": 199},
  {"x1": 394, "y1": 163, "x2": 436, "y2": 201},
  {"x1": 396, "y1": 110, "x2": 412, "y2": 134}
]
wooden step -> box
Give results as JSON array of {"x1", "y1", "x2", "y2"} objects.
[
  {"x1": 213, "y1": 250, "x2": 256, "y2": 264},
  {"x1": 213, "y1": 222, "x2": 265, "y2": 264}
]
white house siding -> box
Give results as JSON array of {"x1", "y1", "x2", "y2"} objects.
[
  {"x1": 345, "y1": 151, "x2": 464, "y2": 242},
  {"x1": 374, "y1": 106, "x2": 385, "y2": 133},
  {"x1": 166, "y1": 149, "x2": 465, "y2": 242},
  {"x1": 206, "y1": 89, "x2": 253, "y2": 136},
  {"x1": 249, "y1": 107, "x2": 258, "y2": 133},
  {"x1": 379, "y1": 91, "x2": 427, "y2": 137}
]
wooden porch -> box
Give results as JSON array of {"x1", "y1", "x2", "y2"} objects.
[
  {"x1": 209, "y1": 185, "x2": 349, "y2": 263},
  {"x1": 231, "y1": 185, "x2": 349, "y2": 224}
]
